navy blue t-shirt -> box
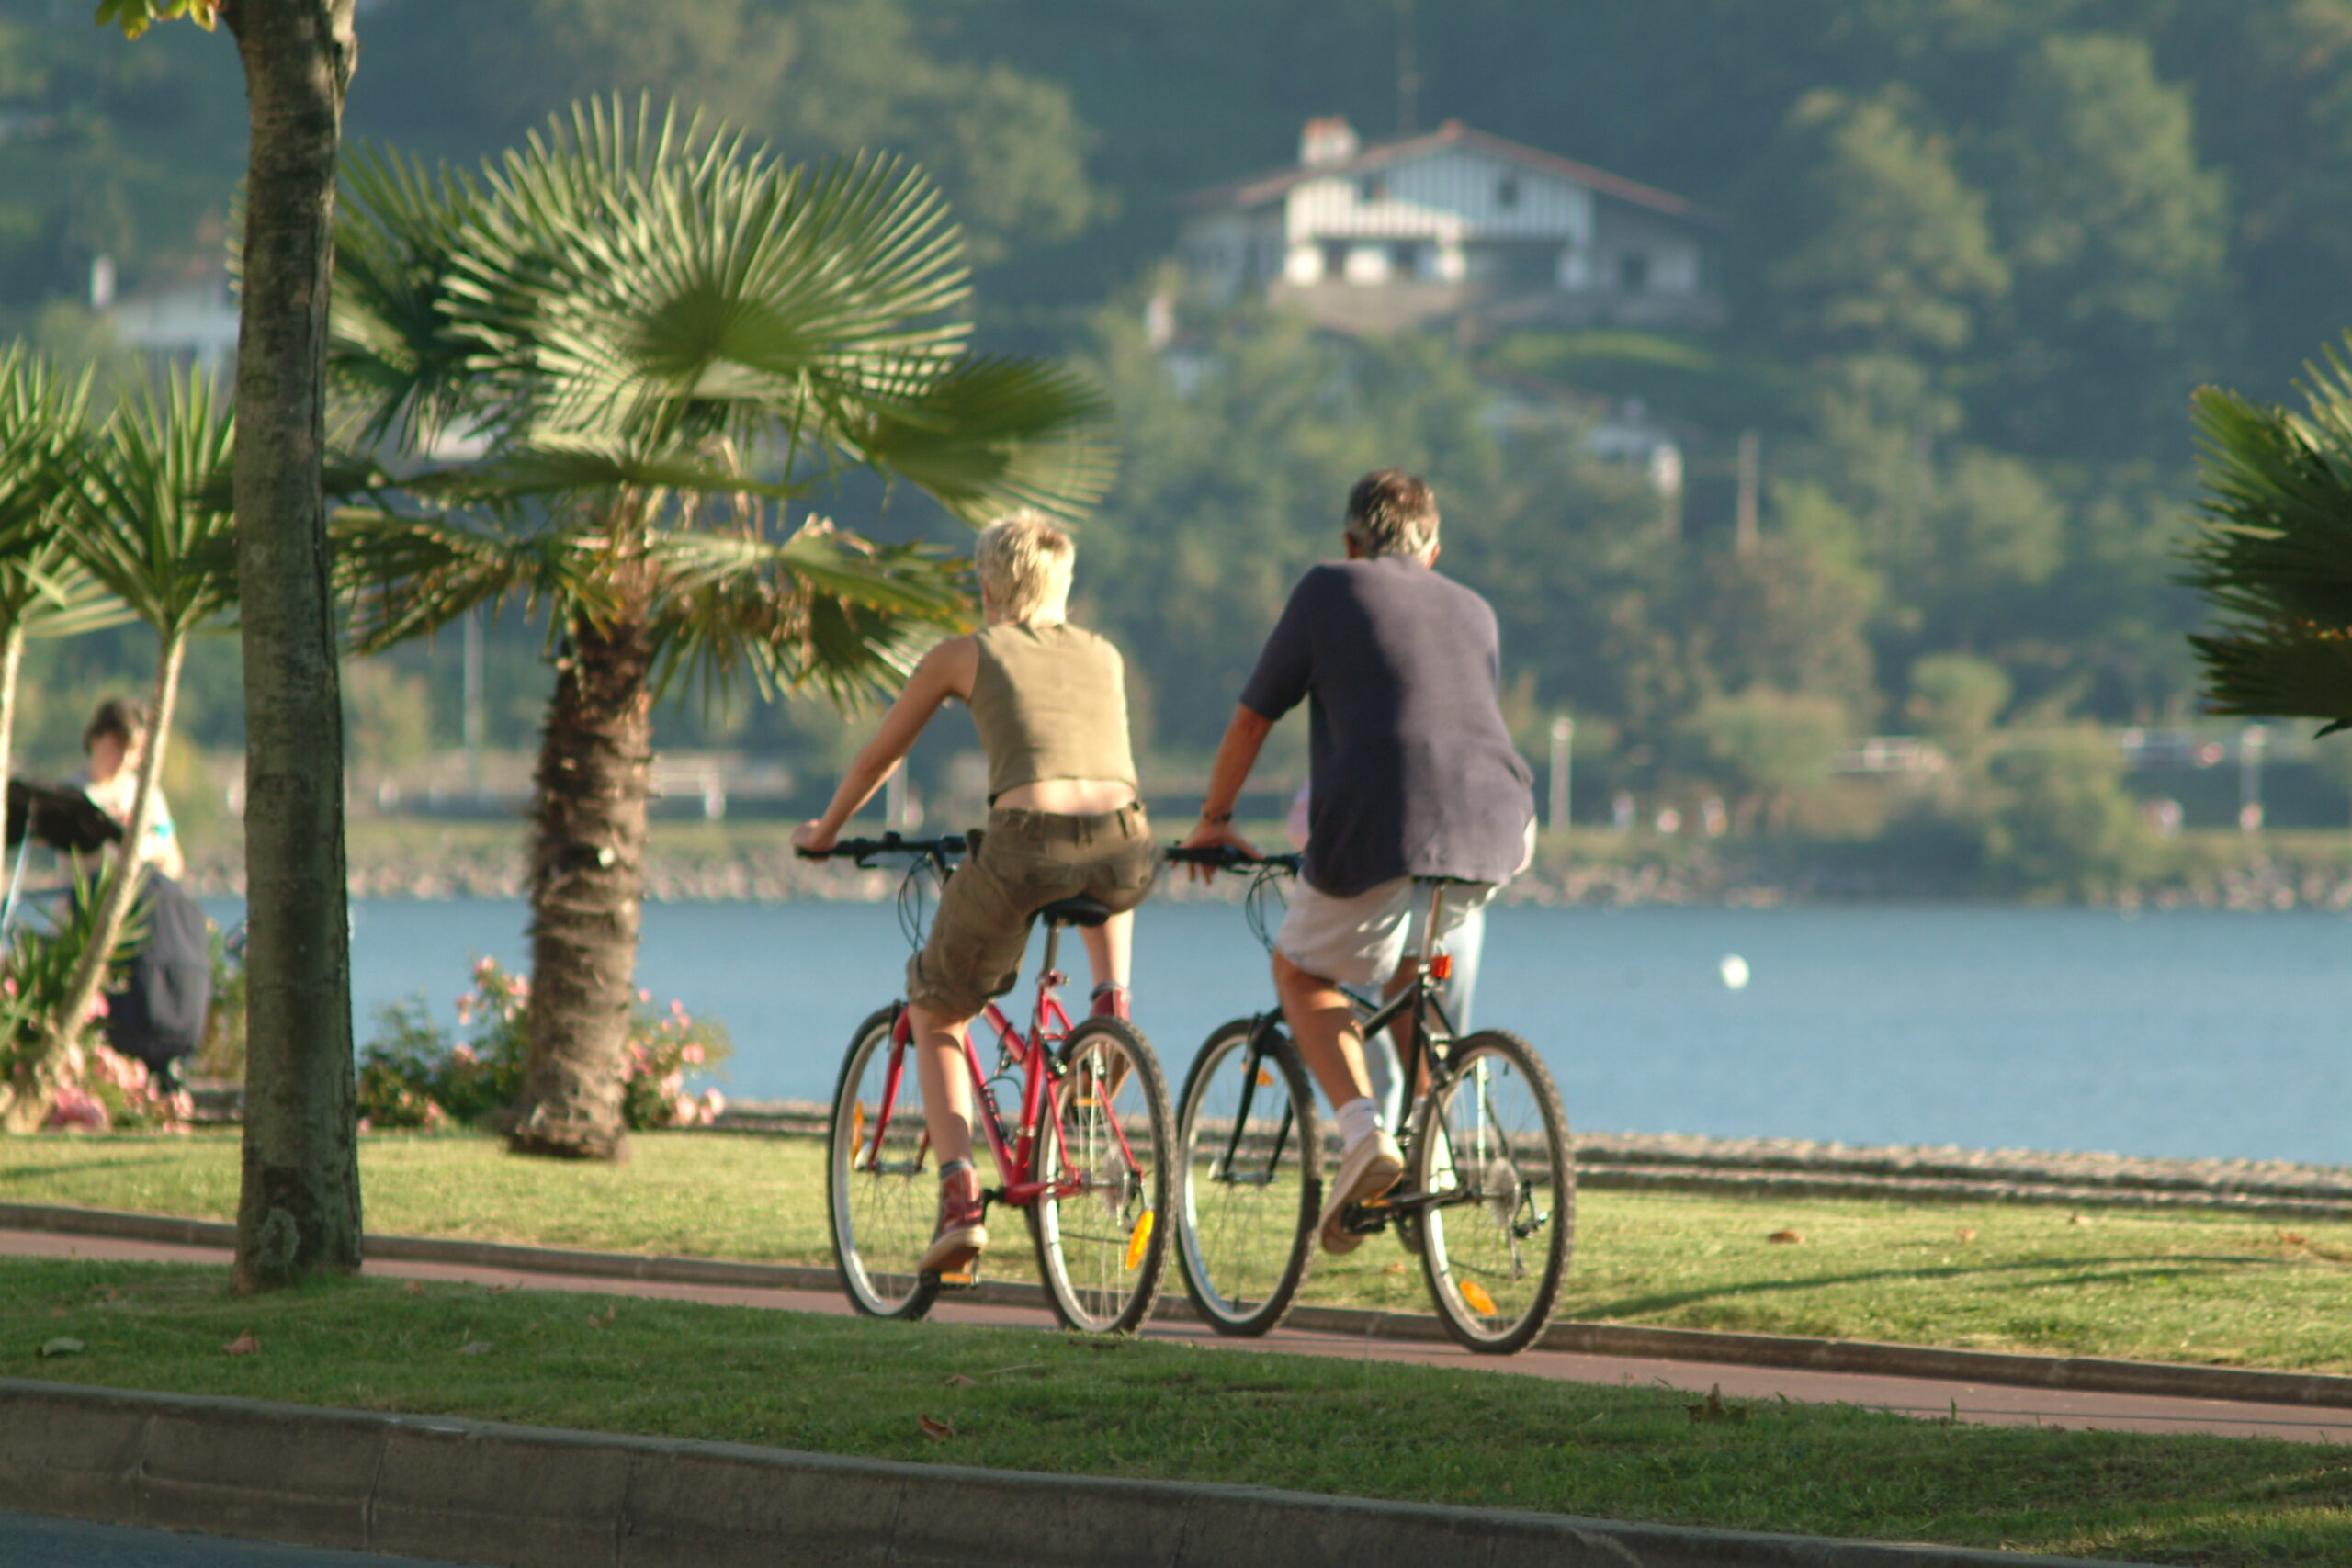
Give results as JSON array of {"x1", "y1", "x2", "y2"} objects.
[{"x1": 1238, "y1": 556, "x2": 1534, "y2": 897}]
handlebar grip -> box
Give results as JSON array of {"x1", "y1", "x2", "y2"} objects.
[{"x1": 1165, "y1": 844, "x2": 1301, "y2": 872}]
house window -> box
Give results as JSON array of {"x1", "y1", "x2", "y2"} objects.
[
  {"x1": 1321, "y1": 241, "x2": 1350, "y2": 280},
  {"x1": 1392, "y1": 243, "x2": 1420, "y2": 278},
  {"x1": 1497, "y1": 176, "x2": 1521, "y2": 210},
  {"x1": 1618, "y1": 252, "x2": 1651, "y2": 293},
  {"x1": 1360, "y1": 174, "x2": 1388, "y2": 203}
]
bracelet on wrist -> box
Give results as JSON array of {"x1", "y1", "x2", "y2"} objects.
[{"x1": 1200, "y1": 807, "x2": 1234, "y2": 825}]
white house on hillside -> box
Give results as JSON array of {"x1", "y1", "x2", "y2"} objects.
[{"x1": 1180, "y1": 117, "x2": 1723, "y2": 336}]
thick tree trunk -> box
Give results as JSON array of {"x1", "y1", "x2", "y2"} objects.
[
  {"x1": 226, "y1": 0, "x2": 363, "y2": 1290},
  {"x1": 48, "y1": 633, "x2": 185, "y2": 1066},
  {"x1": 509, "y1": 615, "x2": 653, "y2": 1162}
]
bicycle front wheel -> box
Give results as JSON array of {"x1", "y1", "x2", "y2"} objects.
[
  {"x1": 1413, "y1": 1029, "x2": 1573, "y2": 1354},
  {"x1": 1032, "y1": 1016, "x2": 1172, "y2": 1334},
  {"x1": 827, "y1": 1004, "x2": 941, "y2": 1321},
  {"x1": 1174, "y1": 1017, "x2": 1320, "y2": 1336}
]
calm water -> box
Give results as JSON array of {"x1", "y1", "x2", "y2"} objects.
[{"x1": 208, "y1": 898, "x2": 2352, "y2": 1168}]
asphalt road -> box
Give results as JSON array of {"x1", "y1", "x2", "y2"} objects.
[{"x1": 0, "y1": 1510, "x2": 480, "y2": 1566}]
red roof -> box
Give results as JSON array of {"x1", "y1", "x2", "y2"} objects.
[{"x1": 1181, "y1": 118, "x2": 1719, "y2": 225}]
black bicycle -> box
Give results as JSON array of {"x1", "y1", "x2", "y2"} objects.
[{"x1": 1163, "y1": 845, "x2": 1573, "y2": 1354}]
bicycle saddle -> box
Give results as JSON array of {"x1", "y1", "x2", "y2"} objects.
[{"x1": 1036, "y1": 895, "x2": 1114, "y2": 929}]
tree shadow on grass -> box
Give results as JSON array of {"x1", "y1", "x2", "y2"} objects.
[
  {"x1": 0, "y1": 1150, "x2": 198, "y2": 1187},
  {"x1": 1585, "y1": 1250, "x2": 2283, "y2": 1322}
]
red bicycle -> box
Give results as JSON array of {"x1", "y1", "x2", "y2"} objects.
[{"x1": 801, "y1": 833, "x2": 1172, "y2": 1334}]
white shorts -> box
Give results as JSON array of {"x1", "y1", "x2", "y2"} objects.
[{"x1": 1273, "y1": 875, "x2": 1500, "y2": 989}]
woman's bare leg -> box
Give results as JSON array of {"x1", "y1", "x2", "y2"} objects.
[
  {"x1": 1079, "y1": 910, "x2": 1133, "y2": 994},
  {"x1": 908, "y1": 1002, "x2": 978, "y2": 1168}
]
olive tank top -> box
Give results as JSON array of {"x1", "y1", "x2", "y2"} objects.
[{"x1": 968, "y1": 621, "x2": 1139, "y2": 802}]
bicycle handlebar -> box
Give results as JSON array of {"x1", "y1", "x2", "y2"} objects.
[
  {"x1": 1164, "y1": 844, "x2": 1301, "y2": 873},
  {"x1": 795, "y1": 831, "x2": 967, "y2": 867}
]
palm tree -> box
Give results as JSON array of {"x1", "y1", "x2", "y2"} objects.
[
  {"x1": 39, "y1": 368, "x2": 240, "y2": 1083},
  {"x1": 2185, "y1": 354, "x2": 2352, "y2": 730},
  {"x1": 330, "y1": 97, "x2": 1113, "y2": 1160},
  {"x1": 0, "y1": 346, "x2": 126, "y2": 830}
]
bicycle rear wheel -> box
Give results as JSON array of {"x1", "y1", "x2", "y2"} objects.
[
  {"x1": 828, "y1": 1004, "x2": 942, "y2": 1321},
  {"x1": 1032, "y1": 1016, "x2": 1171, "y2": 1334},
  {"x1": 1174, "y1": 1017, "x2": 1320, "y2": 1336},
  {"x1": 1412, "y1": 1029, "x2": 1573, "y2": 1354}
]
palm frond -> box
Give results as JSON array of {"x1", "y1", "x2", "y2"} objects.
[
  {"x1": 334, "y1": 506, "x2": 616, "y2": 652},
  {"x1": 65, "y1": 366, "x2": 239, "y2": 637},
  {"x1": 399, "y1": 442, "x2": 810, "y2": 508},
  {"x1": 333, "y1": 143, "x2": 505, "y2": 449},
  {"x1": 845, "y1": 355, "x2": 1116, "y2": 523},
  {"x1": 645, "y1": 521, "x2": 969, "y2": 706}
]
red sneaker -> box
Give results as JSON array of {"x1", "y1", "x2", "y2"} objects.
[
  {"x1": 1089, "y1": 984, "x2": 1130, "y2": 1022},
  {"x1": 919, "y1": 1168, "x2": 988, "y2": 1275}
]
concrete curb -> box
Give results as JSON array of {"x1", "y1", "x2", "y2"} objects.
[
  {"x1": 12, "y1": 1200, "x2": 2352, "y2": 1414},
  {"x1": 0, "y1": 1378, "x2": 2150, "y2": 1568}
]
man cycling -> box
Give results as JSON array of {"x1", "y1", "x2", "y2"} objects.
[{"x1": 1181, "y1": 469, "x2": 1534, "y2": 1254}]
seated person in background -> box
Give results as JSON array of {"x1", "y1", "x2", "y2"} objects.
[
  {"x1": 1183, "y1": 468, "x2": 1534, "y2": 1255},
  {"x1": 78, "y1": 697, "x2": 209, "y2": 1087},
  {"x1": 794, "y1": 512, "x2": 1159, "y2": 1276},
  {"x1": 79, "y1": 697, "x2": 183, "y2": 881}
]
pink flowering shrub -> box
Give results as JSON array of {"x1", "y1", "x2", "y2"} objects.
[
  {"x1": 2, "y1": 879, "x2": 189, "y2": 1134},
  {"x1": 357, "y1": 957, "x2": 728, "y2": 1133}
]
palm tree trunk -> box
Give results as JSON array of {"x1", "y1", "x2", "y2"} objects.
[
  {"x1": 509, "y1": 614, "x2": 653, "y2": 1161},
  {"x1": 225, "y1": 0, "x2": 363, "y2": 1289},
  {"x1": 49, "y1": 632, "x2": 184, "y2": 1068},
  {"x1": 0, "y1": 619, "x2": 22, "y2": 833}
]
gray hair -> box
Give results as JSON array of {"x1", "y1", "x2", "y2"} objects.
[{"x1": 1343, "y1": 468, "x2": 1441, "y2": 558}]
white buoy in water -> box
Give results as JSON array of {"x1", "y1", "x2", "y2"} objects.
[{"x1": 1718, "y1": 953, "x2": 1751, "y2": 990}]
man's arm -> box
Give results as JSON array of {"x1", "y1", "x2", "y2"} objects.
[
  {"x1": 1176, "y1": 704, "x2": 1275, "y2": 879},
  {"x1": 793, "y1": 637, "x2": 975, "y2": 852}
]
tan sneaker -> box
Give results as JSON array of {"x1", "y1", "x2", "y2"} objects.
[
  {"x1": 1318, "y1": 1130, "x2": 1403, "y2": 1256},
  {"x1": 919, "y1": 1169, "x2": 988, "y2": 1275}
]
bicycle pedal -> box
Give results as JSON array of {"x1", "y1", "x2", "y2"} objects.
[{"x1": 935, "y1": 1269, "x2": 980, "y2": 1291}]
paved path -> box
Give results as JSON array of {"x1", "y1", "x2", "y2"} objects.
[
  {"x1": 0, "y1": 1508, "x2": 480, "y2": 1566},
  {"x1": 11, "y1": 1226, "x2": 2349, "y2": 1446}
]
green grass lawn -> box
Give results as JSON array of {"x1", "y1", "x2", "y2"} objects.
[
  {"x1": 6, "y1": 1255, "x2": 2350, "y2": 1564},
  {"x1": 8, "y1": 1130, "x2": 2352, "y2": 1374}
]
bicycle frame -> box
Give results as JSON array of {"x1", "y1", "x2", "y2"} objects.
[
  {"x1": 857, "y1": 915, "x2": 1142, "y2": 1211},
  {"x1": 1208, "y1": 882, "x2": 1464, "y2": 1185}
]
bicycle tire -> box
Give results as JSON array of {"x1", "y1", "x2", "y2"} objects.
[
  {"x1": 1173, "y1": 1016, "x2": 1320, "y2": 1336},
  {"x1": 1031, "y1": 1015, "x2": 1172, "y2": 1334},
  {"x1": 1411, "y1": 1029, "x2": 1573, "y2": 1354},
  {"x1": 827, "y1": 1004, "x2": 943, "y2": 1321}
]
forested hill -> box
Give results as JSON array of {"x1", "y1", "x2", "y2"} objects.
[{"x1": 6, "y1": 1, "x2": 2352, "y2": 843}]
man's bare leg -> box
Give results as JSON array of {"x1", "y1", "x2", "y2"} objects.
[
  {"x1": 1274, "y1": 949, "x2": 1373, "y2": 1107},
  {"x1": 1274, "y1": 950, "x2": 1401, "y2": 1253},
  {"x1": 908, "y1": 1001, "x2": 987, "y2": 1271}
]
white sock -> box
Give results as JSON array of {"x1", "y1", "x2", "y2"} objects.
[{"x1": 1335, "y1": 1096, "x2": 1381, "y2": 1153}]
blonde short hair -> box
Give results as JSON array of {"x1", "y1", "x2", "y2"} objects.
[{"x1": 976, "y1": 511, "x2": 1075, "y2": 626}]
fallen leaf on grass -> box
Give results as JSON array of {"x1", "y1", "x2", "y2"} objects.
[
  {"x1": 919, "y1": 1414, "x2": 956, "y2": 1442},
  {"x1": 48, "y1": 1306, "x2": 67, "y2": 1318},
  {"x1": 1383, "y1": 1262, "x2": 1407, "y2": 1276},
  {"x1": 458, "y1": 1341, "x2": 494, "y2": 1357},
  {"x1": 588, "y1": 1306, "x2": 618, "y2": 1328},
  {"x1": 1686, "y1": 1383, "x2": 1748, "y2": 1424},
  {"x1": 943, "y1": 1373, "x2": 978, "y2": 1388},
  {"x1": 2066, "y1": 1214, "x2": 2093, "y2": 1226},
  {"x1": 402, "y1": 1280, "x2": 425, "y2": 1298},
  {"x1": 222, "y1": 1333, "x2": 260, "y2": 1358},
  {"x1": 489, "y1": 1284, "x2": 510, "y2": 1295},
  {"x1": 39, "y1": 1337, "x2": 84, "y2": 1359},
  {"x1": 1765, "y1": 1230, "x2": 1802, "y2": 1245},
  {"x1": 2278, "y1": 1230, "x2": 2310, "y2": 1247},
  {"x1": 1955, "y1": 1228, "x2": 1978, "y2": 1243}
]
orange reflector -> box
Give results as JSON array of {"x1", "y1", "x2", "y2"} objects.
[
  {"x1": 1125, "y1": 1210, "x2": 1156, "y2": 1271},
  {"x1": 1459, "y1": 1280, "x2": 1498, "y2": 1316},
  {"x1": 850, "y1": 1104, "x2": 866, "y2": 1158},
  {"x1": 1256, "y1": 1068, "x2": 1274, "y2": 1087},
  {"x1": 1430, "y1": 953, "x2": 1454, "y2": 981}
]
